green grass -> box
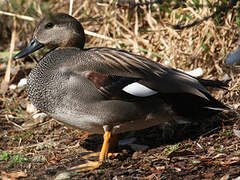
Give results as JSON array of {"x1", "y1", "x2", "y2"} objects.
[
  {"x1": 0, "y1": 151, "x2": 11, "y2": 161},
  {"x1": 138, "y1": 47, "x2": 163, "y2": 59},
  {"x1": 201, "y1": 39, "x2": 210, "y2": 53},
  {"x1": 220, "y1": 131, "x2": 232, "y2": 136},
  {"x1": 8, "y1": 131, "x2": 33, "y2": 142},
  {"x1": 216, "y1": 147, "x2": 224, "y2": 152},
  {"x1": 0, "y1": 151, "x2": 28, "y2": 165},
  {"x1": 184, "y1": 143, "x2": 192, "y2": 147},
  {"x1": 163, "y1": 143, "x2": 180, "y2": 156}
]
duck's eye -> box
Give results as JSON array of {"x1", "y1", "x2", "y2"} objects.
[{"x1": 45, "y1": 22, "x2": 54, "y2": 29}]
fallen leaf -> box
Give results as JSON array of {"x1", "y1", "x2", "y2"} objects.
[{"x1": 1, "y1": 171, "x2": 27, "y2": 180}]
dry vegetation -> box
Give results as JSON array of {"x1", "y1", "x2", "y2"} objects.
[{"x1": 0, "y1": 0, "x2": 240, "y2": 179}]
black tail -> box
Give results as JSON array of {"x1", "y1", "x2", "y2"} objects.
[
  {"x1": 198, "y1": 79, "x2": 229, "y2": 89},
  {"x1": 162, "y1": 92, "x2": 227, "y2": 118}
]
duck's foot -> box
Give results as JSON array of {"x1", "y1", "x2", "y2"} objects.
[
  {"x1": 69, "y1": 160, "x2": 102, "y2": 172},
  {"x1": 78, "y1": 151, "x2": 100, "y2": 161},
  {"x1": 68, "y1": 131, "x2": 113, "y2": 172},
  {"x1": 69, "y1": 152, "x2": 117, "y2": 172}
]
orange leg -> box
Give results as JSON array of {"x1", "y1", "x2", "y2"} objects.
[
  {"x1": 99, "y1": 131, "x2": 111, "y2": 161},
  {"x1": 69, "y1": 131, "x2": 112, "y2": 172}
]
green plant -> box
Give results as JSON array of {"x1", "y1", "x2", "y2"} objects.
[
  {"x1": 163, "y1": 143, "x2": 180, "y2": 156},
  {"x1": 0, "y1": 151, "x2": 11, "y2": 161},
  {"x1": 9, "y1": 153, "x2": 28, "y2": 165}
]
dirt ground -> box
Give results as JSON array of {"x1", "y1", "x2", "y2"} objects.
[{"x1": 1, "y1": 1, "x2": 240, "y2": 179}]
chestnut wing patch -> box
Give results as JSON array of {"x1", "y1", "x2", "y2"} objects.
[
  {"x1": 85, "y1": 71, "x2": 158, "y2": 100},
  {"x1": 87, "y1": 72, "x2": 108, "y2": 89}
]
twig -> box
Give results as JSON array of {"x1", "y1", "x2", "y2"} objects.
[
  {"x1": 1, "y1": 16, "x2": 16, "y2": 95},
  {"x1": 5, "y1": 115, "x2": 25, "y2": 130},
  {"x1": 69, "y1": 0, "x2": 74, "y2": 16},
  {"x1": 84, "y1": 29, "x2": 115, "y2": 41},
  {"x1": 0, "y1": 10, "x2": 34, "y2": 21}
]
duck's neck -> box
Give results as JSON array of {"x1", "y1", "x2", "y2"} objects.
[{"x1": 66, "y1": 34, "x2": 85, "y2": 49}]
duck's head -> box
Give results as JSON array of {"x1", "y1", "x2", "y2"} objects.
[{"x1": 14, "y1": 13, "x2": 85, "y2": 59}]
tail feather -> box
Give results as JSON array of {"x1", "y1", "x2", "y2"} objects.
[{"x1": 198, "y1": 78, "x2": 229, "y2": 89}]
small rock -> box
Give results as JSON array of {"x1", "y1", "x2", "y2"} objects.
[
  {"x1": 17, "y1": 78, "x2": 27, "y2": 87},
  {"x1": 26, "y1": 103, "x2": 37, "y2": 114},
  {"x1": 32, "y1": 113, "x2": 47, "y2": 120},
  {"x1": 55, "y1": 172, "x2": 71, "y2": 180},
  {"x1": 9, "y1": 84, "x2": 17, "y2": 90}
]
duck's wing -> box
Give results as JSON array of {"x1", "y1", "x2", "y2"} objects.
[{"x1": 77, "y1": 47, "x2": 211, "y2": 101}]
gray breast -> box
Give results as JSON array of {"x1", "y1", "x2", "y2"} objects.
[{"x1": 27, "y1": 53, "x2": 68, "y2": 113}]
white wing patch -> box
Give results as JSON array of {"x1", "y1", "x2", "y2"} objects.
[{"x1": 122, "y1": 82, "x2": 158, "y2": 97}]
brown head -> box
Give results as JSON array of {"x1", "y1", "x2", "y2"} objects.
[{"x1": 14, "y1": 13, "x2": 85, "y2": 59}]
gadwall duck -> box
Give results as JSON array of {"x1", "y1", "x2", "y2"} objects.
[{"x1": 14, "y1": 13, "x2": 228, "y2": 171}]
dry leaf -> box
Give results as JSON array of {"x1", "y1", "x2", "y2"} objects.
[{"x1": 1, "y1": 171, "x2": 27, "y2": 180}]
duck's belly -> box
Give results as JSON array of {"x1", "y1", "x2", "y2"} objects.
[
  {"x1": 49, "y1": 104, "x2": 175, "y2": 134},
  {"x1": 50, "y1": 111, "x2": 106, "y2": 134}
]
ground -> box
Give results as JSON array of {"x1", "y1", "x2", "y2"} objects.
[{"x1": 0, "y1": 0, "x2": 240, "y2": 179}]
